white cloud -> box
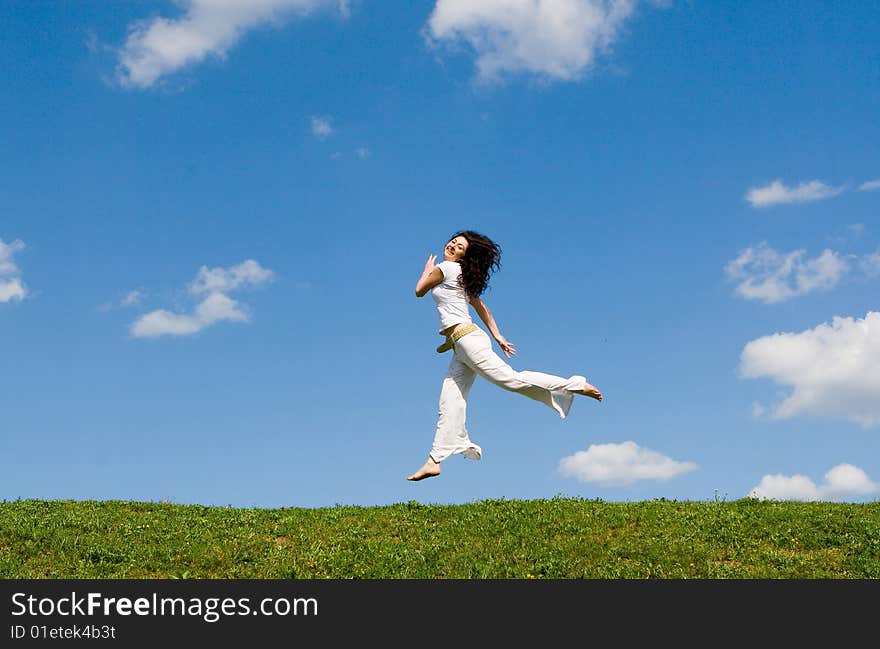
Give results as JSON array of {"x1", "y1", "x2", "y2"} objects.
[
  {"x1": 98, "y1": 289, "x2": 146, "y2": 312},
  {"x1": 0, "y1": 238, "x2": 27, "y2": 303},
  {"x1": 858, "y1": 179, "x2": 880, "y2": 192},
  {"x1": 861, "y1": 251, "x2": 880, "y2": 277},
  {"x1": 188, "y1": 259, "x2": 274, "y2": 295},
  {"x1": 122, "y1": 289, "x2": 144, "y2": 306},
  {"x1": 131, "y1": 291, "x2": 248, "y2": 337},
  {"x1": 724, "y1": 242, "x2": 849, "y2": 303},
  {"x1": 749, "y1": 463, "x2": 878, "y2": 502},
  {"x1": 558, "y1": 440, "x2": 697, "y2": 486},
  {"x1": 424, "y1": 0, "x2": 645, "y2": 83},
  {"x1": 116, "y1": 0, "x2": 347, "y2": 89},
  {"x1": 311, "y1": 115, "x2": 333, "y2": 139},
  {"x1": 750, "y1": 474, "x2": 820, "y2": 501},
  {"x1": 821, "y1": 464, "x2": 879, "y2": 499},
  {"x1": 354, "y1": 146, "x2": 370, "y2": 159},
  {"x1": 131, "y1": 259, "x2": 273, "y2": 338},
  {"x1": 740, "y1": 310, "x2": 880, "y2": 427},
  {"x1": 0, "y1": 279, "x2": 26, "y2": 303},
  {"x1": 745, "y1": 179, "x2": 844, "y2": 208}
]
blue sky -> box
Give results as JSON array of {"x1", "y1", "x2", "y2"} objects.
[{"x1": 2, "y1": 0, "x2": 879, "y2": 508}]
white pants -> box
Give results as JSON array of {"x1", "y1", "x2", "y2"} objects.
[{"x1": 429, "y1": 325, "x2": 589, "y2": 463}]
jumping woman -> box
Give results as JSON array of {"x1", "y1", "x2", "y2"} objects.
[{"x1": 406, "y1": 230, "x2": 603, "y2": 482}]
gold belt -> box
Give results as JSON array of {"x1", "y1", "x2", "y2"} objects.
[{"x1": 436, "y1": 322, "x2": 478, "y2": 353}]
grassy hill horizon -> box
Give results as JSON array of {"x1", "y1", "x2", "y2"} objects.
[{"x1": 2, "y1": 497, "x2": 878, "y2": 578}]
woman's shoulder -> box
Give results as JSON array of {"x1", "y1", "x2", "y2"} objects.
[{"x1": 437, "y1": 259, "x2": 461, "y2": 273}]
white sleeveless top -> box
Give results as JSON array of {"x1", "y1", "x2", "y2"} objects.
[{"x1": 431, "y1": 260, "x2": 473, "y2": 333}]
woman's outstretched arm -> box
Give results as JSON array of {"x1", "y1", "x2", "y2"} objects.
[
  {"x1": 469, "y1": 295, "x2": 517, "y2": 358},
  {"x1": 415, "y1": 254, "x2": 443, "y2": 297}
]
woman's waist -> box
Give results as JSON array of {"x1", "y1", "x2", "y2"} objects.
[
  {"x1": 435, "y1": 322, "x2": 480, "y2": 353},
  {"x1": 439, "y1": 321, "x2": 475, "y2": 336}
]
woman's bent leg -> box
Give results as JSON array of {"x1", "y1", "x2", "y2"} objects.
[
  {"x1": 456, "y1": 328, "x2": 591, "y2": 419},
  {"x1": 429, "y1": 352, "x2": 481, "y2": 462}
]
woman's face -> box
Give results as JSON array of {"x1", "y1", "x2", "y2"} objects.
[{"x1": 444, "y1": 236, "x2": 469, "y2": 262}]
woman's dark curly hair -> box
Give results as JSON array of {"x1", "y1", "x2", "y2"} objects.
[{"x1": 449, "y1": 230, "x2": 502, "y2": 299}]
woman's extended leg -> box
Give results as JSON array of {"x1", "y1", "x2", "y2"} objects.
[
  {"x1": 407, "y1": 352, "x2": 481, "y2": 481},
  {"x1": 455, "y1": 327, "x2": 602, "y2": 419}
]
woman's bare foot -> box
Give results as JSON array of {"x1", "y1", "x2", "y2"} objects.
[
  {"x1": 576, "y1": 381, "x2": 603, "y2": 401},
  {"x1": 407, "y1": 457, "x2": 441, "y2": 481}
]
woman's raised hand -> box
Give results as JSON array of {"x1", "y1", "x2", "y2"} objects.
[{"x1": 423, "y1": 253, "x2": 438, "y2": 275}]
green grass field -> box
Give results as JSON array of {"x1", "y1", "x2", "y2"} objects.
[{"x1": 2, "y1": 497, "x2": 878, "y2": 578}]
